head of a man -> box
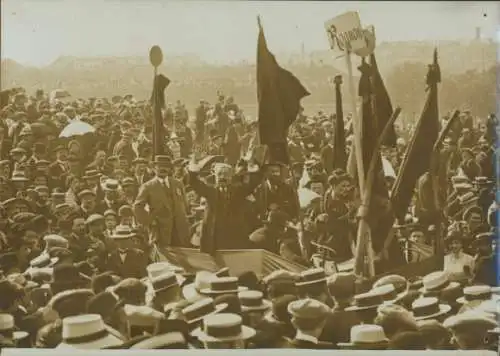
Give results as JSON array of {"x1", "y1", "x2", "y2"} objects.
[
  {"x1": 213, "y1": 163, "x2": 233, "y2": 188},
  {"x1": 154, "y1": 156, "x2": 173, "y2": 179}
]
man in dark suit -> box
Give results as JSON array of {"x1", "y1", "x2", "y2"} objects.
[
  {"x1": 320, "y1": 137, "x2": 335, "y2": 175},
  {"x1": 48, "y1": 145, "x2": 69, "y2": 189},
  {"x1": 133, "y1": 155, "x2": 190, "y2": 248},
  {"x1": 285, "y1": 298, "x2": 335, "y2": 349},
  {"x1": 132, "y1": 157, "x2": 153, "y2": 186},
  {"x1": 105, "y1": 225, "x2": 149, "y2": 279},
  {"x1": 254, "y1": 163, "x2": 299, "y2": 222},
  {"x1": 188, "y1": 153, "x2": 263, "y2": 255}
]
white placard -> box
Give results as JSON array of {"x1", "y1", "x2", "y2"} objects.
[{"x1": 325, "y1": 11, "x2": 367, "y2": 55}]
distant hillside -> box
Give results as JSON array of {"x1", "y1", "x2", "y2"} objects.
[{"x1": 1, "y1": 40, "x2": 495, "y2": 117}]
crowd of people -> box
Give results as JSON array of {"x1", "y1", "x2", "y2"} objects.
[{"x1": 0, "y1": 86, "x2": 497, "y2": 351}]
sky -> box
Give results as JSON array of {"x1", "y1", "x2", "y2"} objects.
[{"x1": 2, "y1": 0, "x2": 498, "y2": 67}]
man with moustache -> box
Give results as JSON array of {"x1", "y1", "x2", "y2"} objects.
[
  {"x1": 134, "y1": 155, "x2": 190, "y2": 248},
  {"x1": 188, "y1": 151, "x2": 264, "y2": 255}
]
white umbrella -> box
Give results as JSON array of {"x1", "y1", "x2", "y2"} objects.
[{"x1": 59, "y1": 120, "x2": 95, "y2": 138}]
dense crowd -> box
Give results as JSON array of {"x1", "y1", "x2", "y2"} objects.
[{"x1": 0, "y1": 87, "x2": 497, "y2": 351}]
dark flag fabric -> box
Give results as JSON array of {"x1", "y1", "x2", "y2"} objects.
[
  {"x1": 150, "y1": 74, "x2": 171, "y2": 157},
  {"x1": 256, "y1": 17, "x2": 309, "y2": 164},
  {"x1": 391, "y1": 49, "x2": 441, "y2": 222},
  {"x1": 369, "y1": 53, "x2": 397, "y2": 148},
  {"x1": 333, "y1": 75, "x2": 347, "y2": 170}
]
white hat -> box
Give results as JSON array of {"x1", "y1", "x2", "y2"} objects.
[
  {"x1": 411, "y1": 297, "x2": 451, "y2": 321},
  {"x1": 457, "y1": 285, "x2": 492, "y2": 304},
  {"x1": 0, "y1": 313, "x2": 29, "y2": 342},
  {"x1": 182, "y1": 297, "x2": 227, "y2": 324},
  {"x1": 419, "y1": 271, "x2": 460, "y2": 295},
  {"x1": 338, "y1": 324, "x2": 389, "y2": 348},
  {"x1": 200, "y1": 277, "x2": 247, "y2": 295},
  {"x1": 194, "y1": 313, "x2": 256, "y2": 342},
  {"x1": 238, "y1": 290, "x2": 272, "y2": 312},
  {"x1": 182, "y1": 271, "x2": 216, "y2": 302},
  {"x1": 57, "y1": 314, "x2": 123, "y2": 349},
  {"x1": 146, "y1": 262, "x2": 183, "y2": 280}
]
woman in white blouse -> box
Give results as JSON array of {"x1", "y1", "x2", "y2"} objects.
[{"x1": 443, "y1": 232, "x2": 475, "y2": 284}]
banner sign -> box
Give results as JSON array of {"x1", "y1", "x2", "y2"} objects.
[{"x1": 325, "y1": 11, "x2": 375, "y2": 57}]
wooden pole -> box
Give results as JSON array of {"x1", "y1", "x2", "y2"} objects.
[
  {"x1": 344, "y1": 51, "x2": 365, "y2": 195},
  {"x1": 354, "y1": 107, "x2": 402, "y2": 278}
]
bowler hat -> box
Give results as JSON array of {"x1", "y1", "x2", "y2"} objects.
[{"x1": 153, "y1": 155, "x2": 172, "y2": 166}]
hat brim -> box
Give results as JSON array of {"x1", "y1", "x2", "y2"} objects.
[
  {"x1": 200, "y1": 286, "x2": 248, "y2": 295},
  {"x1": 345, "y1": 304, "x2": 380, "y2": 312},
  {"x1": 295, "y1": 277, "x2": 327, "y2": 287},
  {"x1": 413, "y1": 304, "x2": 451, "y2": 321},
  {"x1": 182, "y1": 284, "x2": 203, "y2": 302},
  {"x1": 11, "y1": 178, "x2": 29, "y2": 182},
  {"x1": 13, "y1": 331, "x2": 29, "y2": 340},
  {"x1": 241, "y1": 299, "x2": 272, "y2": 312},
  {"x1": 337, "y1": 340, "x2": 389, "y2": 348},
  {"x1": 56, "y1": 332, "x2": 123, "y2": 349},
  {"x1": 194, "y1": 325, "x2": 256, "y2": 343},
  {"x1": 419, "y1": 281, "x2": 460, "y2": 294},
  {"x1": 187, "y1": 303, "x2": 228, "y2": 325}
]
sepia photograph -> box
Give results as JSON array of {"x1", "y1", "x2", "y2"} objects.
[{"x1": 0, "y1": 0, "x2": 498, "y2": 353}]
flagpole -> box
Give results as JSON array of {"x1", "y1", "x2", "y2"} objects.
[{"x1": 344, "y1": 50, "x2": 365, "y2": 195}]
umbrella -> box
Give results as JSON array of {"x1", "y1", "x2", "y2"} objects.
[{"x1": 59, "y1": 120, "x2": 95, "y2": 138}]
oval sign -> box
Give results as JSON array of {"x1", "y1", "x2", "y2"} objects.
[
  {"x1": 353, "y1": 26, "x2": 376, "y2": 57},
  {"x1": 149, "y1": 45, "x2": 163, "y2": 67}
]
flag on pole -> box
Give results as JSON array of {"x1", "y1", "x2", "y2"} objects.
[
  {"x1": 256, "y1": 16, "x2": 309, "y2": 164},
  {"x1": 333, "y1": 75, "x2": 347, "y2": 170},
  {"x1": 150, "y1": 74, "x2": 171, "y2": 157},
  {"x1": 391, "y1": 49, "x2": 441, "y2": 222},
  {"x1": 369, "y1": 53, "x2": 397, "y2": 147}
]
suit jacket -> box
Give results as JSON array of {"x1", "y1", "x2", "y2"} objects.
[
  {"x1": 106, "y1": 248, "x2": 149, "y2": 279},
  {"x1": 254, "y1": 181, "x2": 299, "y2": 221},
  {"x1": 133, "y1": 177, "x2": 190, "y2": 247},
  {"x1": 188, "y1": 169, "x2": 263, "y2": 255},
  {"x1": 320, "y1": 144, "x2": 335, "y2": 175}
]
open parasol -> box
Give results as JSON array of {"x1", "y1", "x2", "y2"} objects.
[{"x1": 59, "y1": 120, "x2": 96, "y2": 138}]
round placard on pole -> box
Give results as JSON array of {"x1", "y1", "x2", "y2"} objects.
[{"x1": 149, "y1": 45, "x2": 163, "y2": 67}]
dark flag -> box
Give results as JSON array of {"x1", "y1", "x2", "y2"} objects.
[
  {"x1": 333, "y1": 75, "x2": 347, "y2": 170},
  {"x1": 256, "y1": 17, "x2": 309, "y2": 164},
  {"x1": 370, "y1": 53, "x2": 397, "y2": 147},
  {"x1": 391, "y1": 49, "x2": 441, "y2": 222},
  {"x1": 0, "y1": 90, "x2": 12, "y2": 110},
  {"x1": 150, "y1": 74, "x2": 171, "y2": 157}
]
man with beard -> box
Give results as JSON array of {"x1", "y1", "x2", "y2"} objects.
[
  {"x1": 254, "y1": 163, "x2": 299, "y2": 223},
  {"x1": 323, "y1": 172, "x2": 356, "y2": 262},
  {"x1": 134, "y1": 155, "x2": 190, "y2": 248},
  {"x1": 188, "y1": 153, "x2": 264, "y2": 254}
]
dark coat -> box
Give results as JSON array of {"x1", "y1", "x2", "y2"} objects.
[
  {"x1": 188, "y1": 169, "x2": 263, "y2": 255},
  {"x1": 133, "y1": 177, "x2": 190, "y2": 248},
  {"x1": 254, "y1": 181, "x2": 299, "y2": 221},
  {"x1": 320, "y1": 144, "x2": 335, "y2": 175},
  {"x1": 106, "y1": 248, "x2": 149, "y2": 279}
]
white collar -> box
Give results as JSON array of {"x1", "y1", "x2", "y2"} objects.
[{"x1": 295, "y1": 331, "x2": 318, "y2": 344}]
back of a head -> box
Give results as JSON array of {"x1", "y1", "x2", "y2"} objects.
[
  {"x1": 272, "y1": 294, "x2": 297, "y2": 324},
  {"x1": 388, "y1": 331, "x2": 426, "y2": 350},
  {"x1": 327, "y1": 272, "x2": 356, "y2": 302},
  {"x1": 374, "y1": 304, "x2": 418, "y2": 339},
  {"x1": 418, "y1": 319, "x2": 451, "y2": 349},
  {"x1": 214, "y1": 294, "x2": 241, "y2": 315}
]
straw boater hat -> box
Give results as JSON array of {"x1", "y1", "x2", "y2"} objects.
[
  {"x1": 56, "y1": 314, "x2": 123, "y2": 349},
  {"x1": 29, "y1": 254, "x2": 58, "y2": 269},
  {"x1": 0, "y1": 313, "x2": 29, "y2": 344},
  {"x1": 129, "y1": 331, "x2": 190, "y2": 349},
  {"x1": 182, "y1": 297, "x2": 227, "y2": 325},
  {"x1": 193, "y1": 313, "x2": 256, "y2": 343},
  {"x1": 295, "y1": 268, "x2": 327, "y2": 287},
  {"x1": 345, "y1": 290, "x2": 385, "y2": 312},
  {"x1": 110, "y1": 225, "x2": 134, "y2": 240},
  {"x1": 146, "y1": 262, "x2": 184, "y2": 279},
  {"x1": 102, "y1": 179, "x2": 119, "y2": 192},
  {"x1": 456, "y1": 285, "x2": 493, "y2": 304},
  {"x1": 411, "y1": 297, "x2": 451, "y2": 321},
  {"x1": 182, "y1": 271, "x2": 217, "y2": 302},
  {"x1": 419, "y1": 271, "x2": 460, "y2": 296},
  {"x1": 10, "y1": 171, "x2": 29, "y2": 182},
  {"x1": 370, "y1": 284, "x2": 400, "y2": 304},
  {"x1": 151, "y1": 272, "x2": 178, "y2": 294},
  {"x1": 372, "y1": 274, "x2": 408, "y2": 302},
  {"x1": 200, "y1": 277, "x2": 247, "y2": 295},
  {"x1": 238, "y1": 290, "x2": 272, "y2": 313},
  {"x1": 337, "y1": 324, "x2": 389, "y2": 349}
]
